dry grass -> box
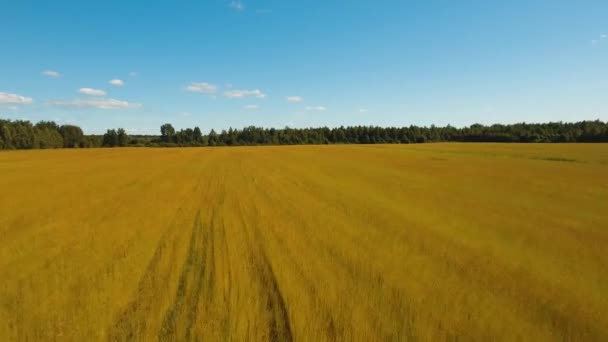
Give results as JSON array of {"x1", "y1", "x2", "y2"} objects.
[{"x1": 1, "y1": 143, "x2": 607, "y2": 341}]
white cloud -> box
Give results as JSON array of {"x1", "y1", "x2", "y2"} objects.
[
  {"x1": 0, "y1": 92, "x2": 33, "y2": 104},
  {"x1": 109, "y1": 79, "x2": 125, "y2": 86},
  {"x1": 48, "y1": 98, "x2": 142, "y2": 109},
  {"x1": 243, "y1": 104, "x2": 260, "y2": 110},
  {"x1": 601, "y1": 34, "x2": 607, "y2": 39},
  {"x1": 42, "y1": 70, "x2": 62, "y2": 78},
  {"x1": 286, "y1": 96, "x2": 303, "y2": 102},
  {"x1": 78, "y1": 88, "x2": 107, "y2": 96},
  {"x1": 306, "y1": 106, "x2": 327, "y2": 111},
  {"x1": 185, "y1": 82, "x2": 218, "y2": 94},
  {"x1": 229, "y1": 1, "x2": 245, "y2": 11},
  {"x1": 224, "y1": 89, "x2": 266, "y2": 99}
]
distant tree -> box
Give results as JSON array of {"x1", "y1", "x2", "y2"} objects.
[
  {"x1": 82, "y1": 135, "x2": 102, "y2": 148},
  {"x1": 102, "y1": 129, "x2": 119, "y2": 147},
  {"x1": 208, "y1": 129, "x2": 218, "y2": 146},
  {"x1": 117, "y1": 128, "x2": 128, "y2": 147},
  {"x1": 33, "y1": 121, "x2": 63, "y2": 149},
  {"x1": 183, "y1": 128, "x2": 194, "y2": 144},
  {"x1": 0, "y1": 122, "x2": 12, "y2": 149},
  {"x1": 160, "y1": 123, "x2": 175, "y2": 143},
  {"x1": 193, "y1": 126, "x2": 202, "y2": 144},
  {"x1": 59, "y1": 125, "x2": 84, "y2": 148}
]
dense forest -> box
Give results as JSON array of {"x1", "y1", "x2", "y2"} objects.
[{"x1": 1, "y1": 118, "x2": 607, "y2": 150}]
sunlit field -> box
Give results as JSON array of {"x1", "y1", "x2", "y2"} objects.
[{"x1": 1, "y1": 144, "x2": 607, "y2": 341}]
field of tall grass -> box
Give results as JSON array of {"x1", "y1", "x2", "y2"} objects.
[{"x1": 1, "y1": 144, "x2": 607, "y2": 340}]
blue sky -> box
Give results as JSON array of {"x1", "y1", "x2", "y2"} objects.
[{"x1": 1, "y1": 0, "x2": 607, "y2": 134}]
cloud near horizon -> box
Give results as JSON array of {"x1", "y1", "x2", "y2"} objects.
[
  {"x1": 286, "y1": 96, "x2": 303, "y2": 102},
  {"x1": 48, "y1": 98, "x2": 142, "y2": 109},
  {"x1": 109, "y1": 79, "x2": 125, "y2": 86},
  {"x1": 224, "y1": 89, "x2": 266, "y2": 99},
  {"x1": 78, "y1": 88, "x2": 107, "y2": 96},
  {"x1": 229, "y1": 1, "x2": 245, "y2": 11},
  {"x1": 42, "y1": 70, "x2": 62, "y2": 78},
  {"x1": 0, "y1": 92, "x2": 34, "y2": 104},
  {"x1": 185, "y1": 82, "x2": 218, "y2": 94},
  {"x1": 306, "y1": 106, "x2": 327, "y2": 111}
]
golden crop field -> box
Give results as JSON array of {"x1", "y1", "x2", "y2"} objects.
[{"x1": 1, "y1": 143, "x2": 607, "y2": 341}]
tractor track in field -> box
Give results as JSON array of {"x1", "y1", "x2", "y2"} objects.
[
  {"x1": 252, "y1": 248, "x2": 293, "y2": 342},
  {"x1": 233, "y1": 193, "x2": 293, "y2": 342},
  {"x1": 108, "y1": 208, "x2": 184, "y2": 341},
  {"x1": 158, "y1": 211, "x2": 215, "y2": 341}
]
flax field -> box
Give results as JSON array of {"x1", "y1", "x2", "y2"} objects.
[{"x1": 1, "y1": 144, "x2": 607, "y2": 341}]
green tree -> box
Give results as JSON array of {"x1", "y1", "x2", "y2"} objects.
[
  {"x1": 102, "y1": 129, "x2": 119, "y2": 147},
  {"x1": 0, "y1": 122, "x2": 13, "y2": 149},
  {"x1": 193, "y1": 126, "x2": 202, "y2": 144},
  {"x1": 59, "y1": 125, "x2": 84, "y2": 148},
  {"x1": 160, "y1": 123, "x2": 175, "y2": 143},
  {"x1": 208, "y1": 129, "x2": 218, "y2": 146},
  {"x1": 117, "y1": 128, "x2": 128, "y2": 147}
]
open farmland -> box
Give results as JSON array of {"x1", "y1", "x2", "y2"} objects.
[{"x1": 1, "y1": 144, "x2": 607, "y2": 341}]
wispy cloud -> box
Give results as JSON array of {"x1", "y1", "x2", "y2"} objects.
[
  {"x1": 286, "y1": 96, "x2": 303, "y2": 102},
  {"x1": 359, "y1": 108, "x2": 369, "y2": 113},
  {"x1": 48, "y1": 98, "x2": 141, "y2": 109},
  {"x1": 185, "y1": 82, "x2": 218, "y2": 94},
  {"x1": 306, "y1": 106, "x2": 326, "y2": 111},
  {"x1": 224, "y1": 89, "x2": 266, "y2": 99},
  {"x1": 0, "y1": 92, "x2": 33, "y2": 104},
  {"x1": 78, "y1": 88, "x2": 107, "y2": 96},
  {"x1": 42, "y1": 70, "x2": 62, "y2": 78},
  {"x1": 228, "y1": 1, "x2": 245, "y2": 11},
  {"x1": 243, "y1": 104, "x2": 260, "y2": 110},
  {"x1": 128, "y1": 72, "x2": 138, "y2": 77},
  {"x1": 591, "y1": 33, "x2": 607, "y2": 45},
  {"x1": 109, "y1": 79, "x2": 125, "y2": 86}
]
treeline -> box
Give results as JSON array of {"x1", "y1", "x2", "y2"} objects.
[
  {"x1": 153, "y1": 121, "x2": 608, "y2": 146},
  {"x1": 0, "y1": 119, "x2": 100, "y2": 149},
  {"x1": 1, "y1": 118, "x2": 607, "y2": 150}
]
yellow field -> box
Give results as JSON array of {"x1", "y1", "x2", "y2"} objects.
[{"x1": 1, "y1": 144, "x2": 607, "y2": 341}]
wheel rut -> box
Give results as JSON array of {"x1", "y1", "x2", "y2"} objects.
[
  {"x1": 108, "y1": 209, "x2": 183, "y2": 342},
  {"x1": 235, "y1": 196, "x2": 293, "y2": 342},
  {"x1": 158, "y1": 211, "x2": 214, "y2": 341},
  {"x1": 257, "y1": 250, "x2": 293, "y2": 342}
]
